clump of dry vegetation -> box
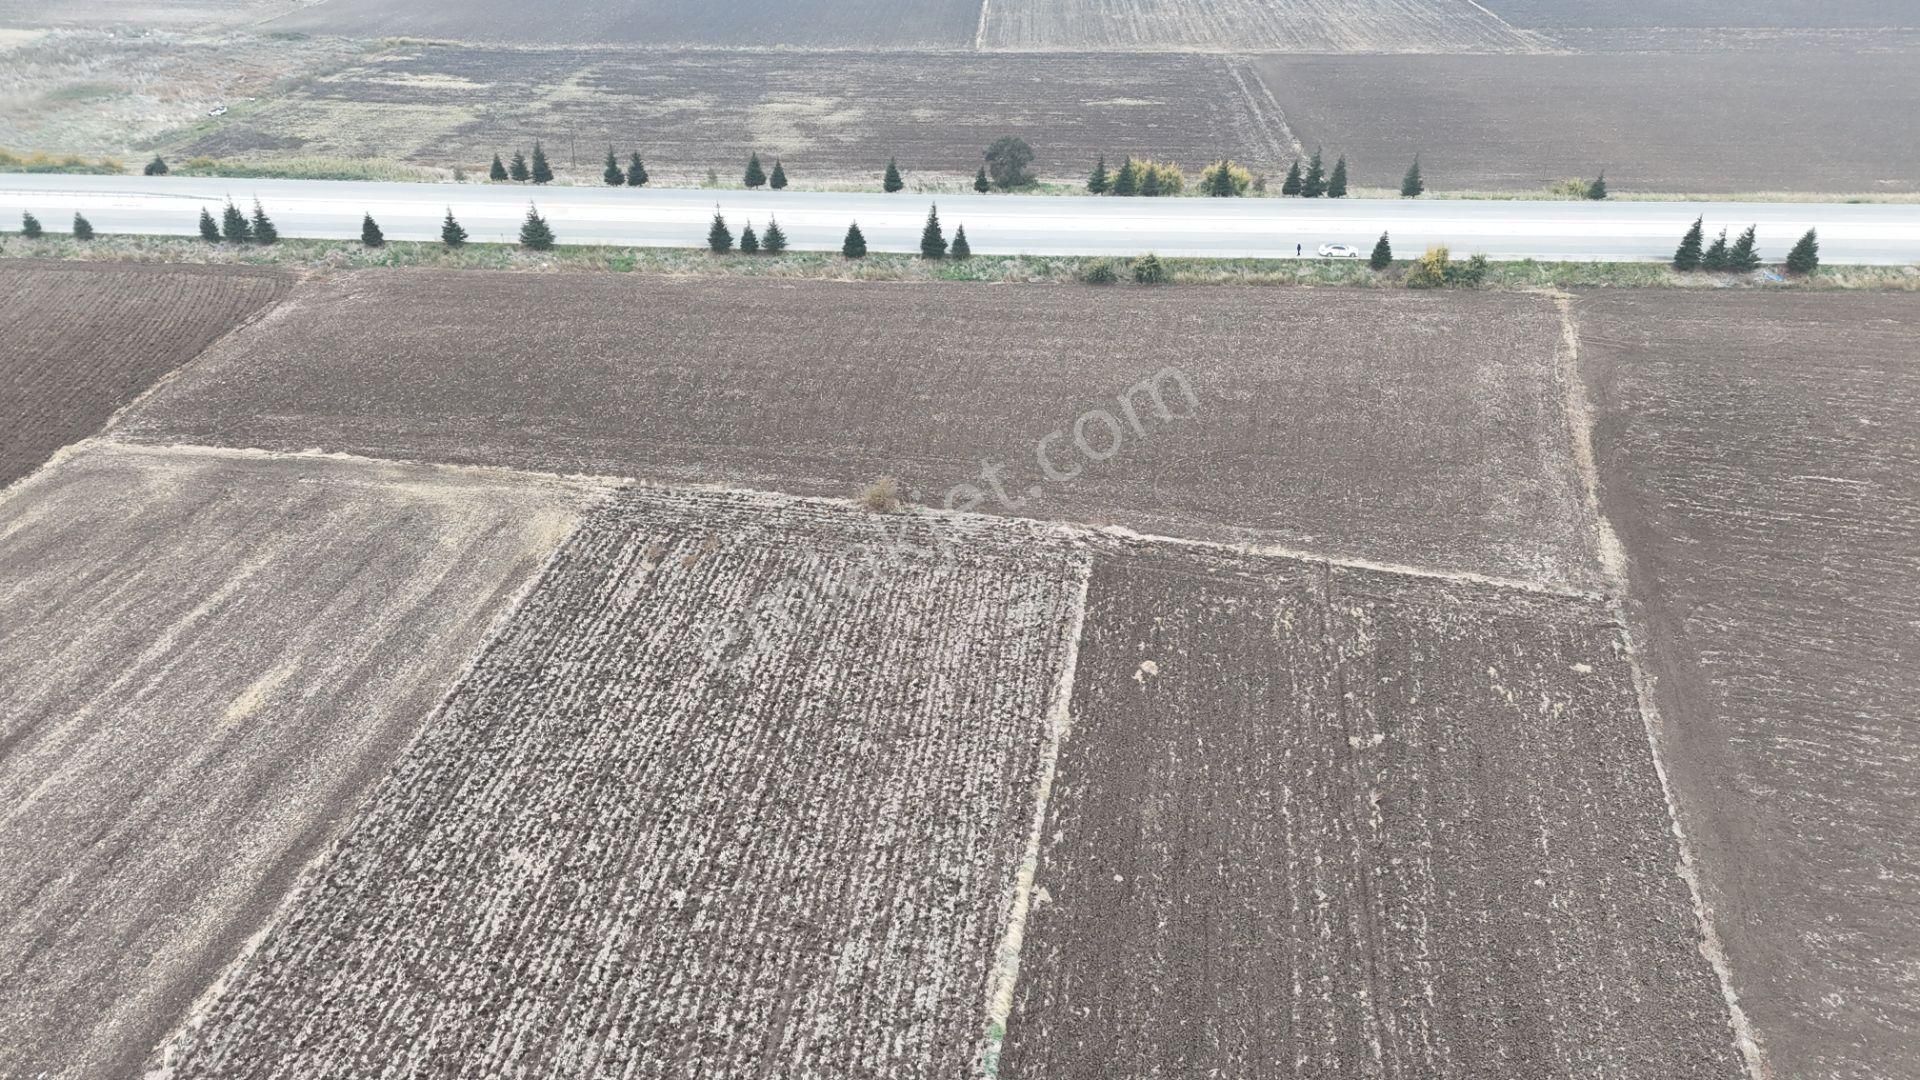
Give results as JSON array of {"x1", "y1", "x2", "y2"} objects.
[{"x1": 860, "y1": 475, "x2": 905, "y2": 512}]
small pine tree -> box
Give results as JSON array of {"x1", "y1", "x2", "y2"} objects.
[
  {"x1": 197, "y1": 207, "x2": 219, "y2": 242},
  {"x1": 973, "y1": 166, "x2": 990, "y2": 193},
  {"x1": 744, "y1": 152, "x2": 767, "y2": 189},
  {"x1": 737, "y1": 222, "x2": 758, "y2": 254},
  {"x1": 250, "y1": 200, "x2": 277, "y2": 245},
  {"x1": 1401, "y1": 156, "x2": 1424, "y2": 198},
  {"x1": 1673, "y1": 217, "x2": 1705, "y2": 271},
  {"x1": 361, "y1": 212, "x2": 384, "y2": 248},
  {"x1": 920, "y1": 203, "x2": 947, "y2": 259},
  {"x1": 770, "y1": 159, "x2": 787, "y2": 189},
  {"x1": 950, "y1": 225, "x2": 971, "y2": 259},
  {"x1": 1370, "y1": 231, "x2": 1393, "y2": 270},
  {"x1": 707, "y1": 210, "x2": 733, "y2": 253},
  {"x1": 1281, "y1": 159, "x2": 1302, "y2": 196},
  {"x1": 1088, "y1": 156, "x2": 1110, "y2": 195},
  {"x1": 1328, "y1": 156, "x2": 1349, "y2": 198},
  {"x1": 1587, "y1": 172, "x2": 1608, "y2": 200},
  {"x1": 1703, "y1": 228, "x2": 1730, "y2": 272},
  {"x1": 441, "y1": 208, "x2": 468, "y2": 248},
  {"x1": 520, "y1": 204, "x2": 555, "y2": 250},
  {"x1": 842, "y1": 221, "x2": 867, "y2": 258},
  {"x1": 530, "y1": 142, "x2": 553, "y2": 184},
  {"x1": 1140, "y1": 167, "x2": 1162, "y2": 198},
  {"x1": 72, "y1": 212, "x2": 94, "y2": 240},
  {"x1": 490, "y1": 153, "x2": 509, "y2": 181},
  {"x1": 1728, "y1": 225, "x2": 1761, "y2": 272},
  {"x1": 509, "y1": 150, "x2": 529, "y2": 182},
  {"x1": 1785, "y1": 228, "x2": 1819, "y2": 275},
  {"x1": 1113, "y1": 158, "x2": 1139, "y2": 197},
  {"x1": 1207, "y1": 158, "x2": 1235, "y2": 197},
  {"x1": 883, "y1": 157, "x2": 904, "y2": 193},
  {"x1": 626, "y1": 153, "x2": 648, "y2": 187},
  {"x1": 1302, "y1": 149, "x2": 1326, "y2": 198},
  {"x1": 762, "y1": 216, "x2": 788, "y2": 254},
  {"x1": 20, "y1": 211, "x2": 42, "y2": 238},
  {"x1": 1132, "y1": 253, "x2": 1169, "y2": 285},
  {"x1": 144, "y1": 154, "x2": 168, "y2": 176},
  {"x1": 604, "y1": 147, "x2": 624, "y2": 186},
  {"x1": 221, "y1": 200, "x2": 251, "y2": 243}
]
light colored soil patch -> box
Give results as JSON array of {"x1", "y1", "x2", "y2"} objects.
[{"x1": 979, "y1": 0, "x2": 1547, "y2": 51}]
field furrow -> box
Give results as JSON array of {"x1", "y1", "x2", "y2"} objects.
[
  {"x1": 979, "y1": 0, "x2": 1543, "y2": 52},
  {"x1": 160, "y1": 487, "x2": 1090, "y2": 1079}
]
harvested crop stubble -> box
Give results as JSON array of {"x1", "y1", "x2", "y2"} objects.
[
  {"x1": 999, "y1": 544, "x2": 1747, "y2": 1079},
  {"x1": 1577, "y1": 291, "x2": 1920, "y2": 1080},
  {"x1": 0, "y1": 441, "x2": 604, "y2": 1080},
  {"x1": 161, "y1": 486, "x2": 1091, "y2": 1079},
  {"x1": 261, "y1": 0, "x2": 981, "y2": 47},
  {"x1": 0, "y1": 260, "x2": 288, "y2": 486},
  {"x1": 118, "y1": 271, "x2": 1600, "y2": 591},
  {"x1": 979, "y1": 0, "x2": 1545, "y2": 51}
]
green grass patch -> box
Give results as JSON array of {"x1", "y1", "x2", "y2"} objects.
[{"x1": 167, "y1": 155, "x2": 445, "y2": 183}]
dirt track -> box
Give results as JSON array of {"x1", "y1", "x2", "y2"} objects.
[{"x1": 0, "y1": 442, "x2": 601, "y2": 1080}]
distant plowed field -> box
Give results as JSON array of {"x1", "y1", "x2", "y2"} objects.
[
  {"x1": 161, "y1": 487, "x2": 1090, "y2": 1079},
  {"x1": 1578, "y1": 292, "x2": 1920, "y2": 1080},
  {"x1": 1000, "y1": 545, "x2": 1745, "y2": 1079},
  {"x1": 979, "y1": 0, "x2": 1545, "y2": 52},
  {"x1": 119, "y1": 271, "x2": 1600, "y2": 589},
  {"x1": 262, "y1": 0, "x2": 982, "y2": 47},
  {"x1": 0, "y1": 442, "x2": 603, "y2": 1080},
  {"x1": 170, "y1": 46, "x2": 1296, "y2": 182},
  {"x1": 0, "y1": 261, "x2": 287, "y2": 486}
]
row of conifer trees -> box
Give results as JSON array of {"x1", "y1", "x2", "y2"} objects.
[{"x1": 1673, "y1": 218, "x2": 1820, "y2": 274}]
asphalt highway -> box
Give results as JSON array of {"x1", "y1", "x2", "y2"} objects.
[{"x1": 6, "y1": 174, "x2": 1919, "y2": 264}]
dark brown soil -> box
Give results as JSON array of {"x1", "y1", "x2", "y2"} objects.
[
  {"x1": 0, "y1": 260, "x2": 287, "y2": 488},
  {"x1": 1578, "y1": 291, "x2": 1920, "y2": 1080},
  {"x1": 1254, "y1": 52, "x2": 1920, "y2": 193},
  {"x1": 117, "y1": 270, "x2": 1601, "y2": 590}
]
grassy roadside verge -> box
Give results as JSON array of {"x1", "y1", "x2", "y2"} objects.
[{"x1": 3, "y1": 233, "x2": 1915, "y2": 291}]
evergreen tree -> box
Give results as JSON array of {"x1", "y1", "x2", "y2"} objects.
[
  {"x1": 973, "y1": 166, "x2": 990, "y2": 193},
  {"x1": 1302, "y1": 149, "x2": 1326, "y2": 198},
  {"x1": 842, "y1": 221, "x2": 867, "y2": 258},
  {"x1": 604, "y1": 147, "x2": 624, "y2": 186},
  {"x1": 1370, "y1": 231, "x2": 1393, "y2": 270},
  {"x1": 739, "y1": 222, "x2": 760, "y2": 254},
  {"x1": 144, "y1": 154, "x2": 168, "y2": 176},
  {"x1": 950, "y1": 225, "x2": 970, "y2": 259},
  {"x1": 1785, "y1": 228, "x2": 1820, "y2": 275},
  {"x1": 983, "y1": 135, "x2": 1034, "y2": 189},
  {"x1": 1140, "y1": 166, "x2": 1162, "y2": 198},
  {"x1": 1672, "y1": 217, "x2": 1705, "y2": 271},
  {"x1": 520, "y1": 203, "x2": 555, "y2": 250},
  {"x1": 250, "y1": 200, "x2": 277, "y2": 245},
  {"x1": 1728, "y1": 225, "x2": 1761, "y2": 272},
  {"x1": 919, "y1": 203, "x2": 947, "y2": 259},
  {"x1": 1088, "y1": 156, "x2": 1110, "y2": 195},
  {"x1": 490, "y1": 153, "x2": 509, "y2": 181},
  {"x1": 883, "y1": 157, "x2": 904, "y2": 193},
  {"x1": 626, "y1": 152, "x2": 649, "y2": 187},
  {"x1": 530, "y1": 142, "x2": 553, "y2": 184},
  {"x1": 1281, "y1": 159, "x2": 1303, "y2": 196},
  {"x1": 197, "y1": 207, "x2": 219, "y2": 242},
  {"x1": 1400, "y1": 156, "x2": 1424, "y2": 197},
  {"x1": 1703, "y1": 228, "x2": 1730, "y2": 271},
  {"x1": 361, "y1": 212, "x2": 384, "y2": 248},
  {"x1": 1112, "y1": 158, "x2": 1139, "y2": 197},
  {"x1": 770, "y1": 159, "x2": 787, "y2": 189},
  {"x1": 1207, "y1": 158, "x2": 1235, "y2": 197},
  {"x1": 1587, "y1": 172, "x2": 1608, "y2": 200},
  {"x1": 20, "y1": 211, "x2": 41, "y2": 238},
  {"x1": 441, "y1": 208, "x2": 468, "y2": 248},
  {"x1": 761, "y1": 216, "x2": 788, "y2": 253},
  {"x1": 744, "y1": 152, "x2": 767, "y2": 189},
  {"x1": 1328, "y1": 156, "x2": 1349, "y2": 198},
  {"x1": 221, "y1": 200, "x2": 251, "y2": 243},
  {"x1": 707, "y1": 210, "x2": 733, "y2": 253},
  {"x1": 509, "y1": 150, "x2": 529, "y2": 182},
  {"x1": 72, "y1": 212, "x2": 94, "y2": 240}
]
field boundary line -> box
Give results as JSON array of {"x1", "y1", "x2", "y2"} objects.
[
  {"x1": 973, "y1": 0, "x2": 991, "y2": 50},
  {"x1": 1228, "y1": 58, "x2": 1302, "y2": 161},
  {"x1": 1552, "y1": 292, "x2": 1770, "y2": 1080},
  {"x1": 977, "y1": 552, "x2": 1092, "y2": 1077}
]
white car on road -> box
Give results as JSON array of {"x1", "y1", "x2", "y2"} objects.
[{"x1": 1317, "y1": 243, "x2": 1362, "y2": 258}]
